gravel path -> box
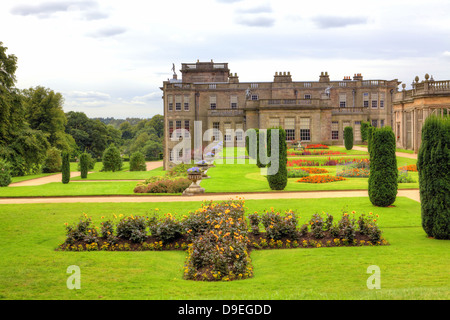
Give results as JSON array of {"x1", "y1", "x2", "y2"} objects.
[{"x1": 0, "y1": 189, "x2": 420, "y2": 204}]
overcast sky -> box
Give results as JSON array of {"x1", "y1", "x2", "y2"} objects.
[{"x1": 1, "y1": 0, "x2": 450, "y2": 118}]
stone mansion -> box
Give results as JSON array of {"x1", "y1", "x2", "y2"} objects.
[{"x1": 161, "y1": 60, "x2": 449, "y2": 169}]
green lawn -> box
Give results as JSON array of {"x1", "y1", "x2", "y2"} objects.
[
  {"x1": 201, "y1": 162, "x2": 419, "y2": 193},
  {"x1": 0, "y1": 181, "x2": 139, "y2": 197},
  {"x1": 71, "y1": 167, "x2": 165, "y2": 181},
  {"x1": 396, "y1": 148, "x2": 415, "y2": 154},
  {"x1": 0, "y1": 197, "x2": 448, "y2": 299}
]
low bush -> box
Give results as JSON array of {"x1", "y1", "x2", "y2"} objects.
[
  {"x1": 149, "y1": 213, "x2": 184, "y2": 244},
  {"x1": 116, "y1": 215, "x2": 148, "y2": 243},
  {"x1": 260, "y1": 210, "x2": 298, "y2": 240},
  {"x1": 102, "y1": 143, "x2": 122, "y2": 172},
  {"x1": 248, "y1": 213, "x2": 261, "y2": 235},
  {"x1": 64, "y1": 214, "x2": 99, "y2": 245},
  {"x1": 397, "y1": 170, "x2": 416, "y2": 183},
  {"x1": 42, "y1": 147, "x2": 62, "y2": 173},
  {"x1": 130, "y1": 151, "x2": 146, "y2": 171},
  {"x1": 183, "y1": 200, "x2": 253, "y2": 281},
  {"x1": 0, "y1": 159, "x2": 12, "y2": 187},
  {"x1": 134, "y1": 178, "x2": 191, "y2": 194},
  {"x1": 287, "y1": 168, "x2": 309, "y2": 178}
]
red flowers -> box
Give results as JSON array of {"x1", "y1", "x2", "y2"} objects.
[
  {"x1": 305, "y1": 144, "x2": 329, "y2": 149},
  {"x1": 297, "y1": 175, "x2": 347, "y2": 183}
]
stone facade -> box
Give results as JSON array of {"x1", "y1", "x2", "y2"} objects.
[
  {"x1": 161, "y1": 60, "x2": 400, "y2": 169},
  {"x1": 393, "y1": 74, "x2": 450, "y2": 153}
]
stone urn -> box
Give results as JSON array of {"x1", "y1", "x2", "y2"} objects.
[
  {"x1": 183, "y1": 167, "x2": 205, "y2": 196},
  {"x1": 187, "y1": 171, "x2": 202, "y2": 184}
]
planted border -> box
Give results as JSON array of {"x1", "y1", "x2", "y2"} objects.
[{"x1": 58, "y1": 200, "x2": 389, "y2": 282}]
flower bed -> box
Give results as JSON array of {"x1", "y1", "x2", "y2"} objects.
[
  {"x1": 323, "y1": 158, "x2": 370, "y2": 166},
  {"x1": 134, "y1": 178, "x2": 191, "y2": 193},
  {"x1": 336, "y1": 168, "x2": 370, "y2": 178},
  {"x1": 297, "y1": 175, "x2": 346, "y2": 183},
  {"x1": 287, "y1": 150, "x2": 346, "y2": 156},
  {"x1": 398, "y1": 164, "x2": 417, "y2": 172},
  {"x1": 299, "y1": 167, "x2": 328, "y2": 174},
  {"x1": 287, "y1": 159, "x2": 320, "y2": 167},
  {"x1": 58, "y1": 201, "x2": 389, "y2": 282},
  {"x1": 305, "y1": 144, "x2": 329, "y2": 149}
]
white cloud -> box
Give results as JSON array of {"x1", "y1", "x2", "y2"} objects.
[{"x1": 2, "y1": 0, "x2": 450, "y2": 118}]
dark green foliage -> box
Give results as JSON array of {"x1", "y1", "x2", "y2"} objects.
[
  {"x1": 368, "y1": 127, "x2": 398, "y2": 207},
  {"x1": 116, "y1": 215, "x2": 148, "y2": 243},
  {"x1": 266, "y1": 127, "x2": 287, "y2": 190},
  {"x1": 79, "y1": 152, "x2": 89, "y2": 179},
  {"x1": 0, "y1": 159, "x2": 12, "y2": 187},
  {"x1": 102, "y1": 144, "x2": 122, "y2": 172},
  {"x1": 367, "y1": 126, "x2": 375, "y2": 157},
  {"x1": 417, "y1": 116, "x2": 450, "y2": 239},
  {"x1": 61, "y1": 152, "x2": 70, "y2": 184},
  {"x1": 42, "y1": 147, "x2": 62, "y2": 173},
  {"x1": 130, "y1": 151, "x2": 147, "y2": 171},
  {"x1": 360, "y1": 121, "x2": 371, "y2": 142},
  {"x1": 344, "y1": 126, "x2": 353, "y2": 150}
]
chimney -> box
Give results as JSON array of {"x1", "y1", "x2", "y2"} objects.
[
  {"x1": 319, "y1": 71, "x2": 330, "y2": 83},
  {"x1": 353, "y1": 73, "x2": 363, "y2": 81}
]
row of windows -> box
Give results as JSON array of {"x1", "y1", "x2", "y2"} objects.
[
  {"x1": 168, "y1": 120, "x2": 190, "y2": 138},
  {"x1": 168, "y1": 92, "x2": 386, "y2": 111}
]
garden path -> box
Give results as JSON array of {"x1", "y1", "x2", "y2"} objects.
[
  {"x1": 0, "y1": 189, "x2": 420, "y2": 204},
  {"x1": 8, "y1": 161, "x2": 163, "y2": 187},
  {"x1": 351, "y1": 146, "x2": 418, "y2": 160},
  {"x1": 9, "y1": 172, "x2": 82, "y2": 187}
]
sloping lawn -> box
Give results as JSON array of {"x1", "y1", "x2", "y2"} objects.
[{"x1": 0, "y1": 197, "x2": 448, "y2": 299}]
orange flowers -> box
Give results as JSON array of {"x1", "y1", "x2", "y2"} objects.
[
  {"x1": 297, "y1": 175, "x2": 347, "y2": 183},
  {"x1": 398, "y1": 164, "x2": 417, "y2": 172},
  {"x1": 299, "y1": 167, "x2": 328, "y2": 174}
]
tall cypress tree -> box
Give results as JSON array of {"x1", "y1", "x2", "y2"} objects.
[
  {"x1": 417, "y1": 116, "x2": 450, "y2": 239},
  {"x1": 344, "y1": 126, "x2": 353, "y2": 150},
  {"x1": 79, "y1": 152, "x2": 89, "y2": 179},
  {"x1": 61, "y1": 152, "x2": 70, "y2": 184},
  {"x1": 368, "y1": 127, "x2": 397, "y2": 207},
  {"x1": 266, "y1": 127, "x2": 287, "y2": 190}
]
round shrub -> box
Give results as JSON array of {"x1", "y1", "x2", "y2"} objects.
[
  {"x1": 61, "y1": 151, "x2": 70, "y2": 184},
  {"x1": 149, "y1": 213, "x2": 183, "y2": 244},
  {"x1": 417, "y1": 115, "x2": 450, "y2": 239},
  {"x1": 0, "y1": 159, "x2": 12, "y2": 187},
  {"x1": 130, "y1": 151, "x2": 147, "y2": 171},
  {"x1": 368, "y1": 127, "x2": 398, "y2": 207},
  {"x1": 42, "y1": 147, "x2": 62, "y2": 173},
  {"x1": 116, "y1": 215, "x2": 148, "y2": 243},
  {"x1": 344, "y1": 126, "x2": 353, "y2": 150},
  {"x1": 102, "y1": 144, "x2": 122, "y2": 172}
]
